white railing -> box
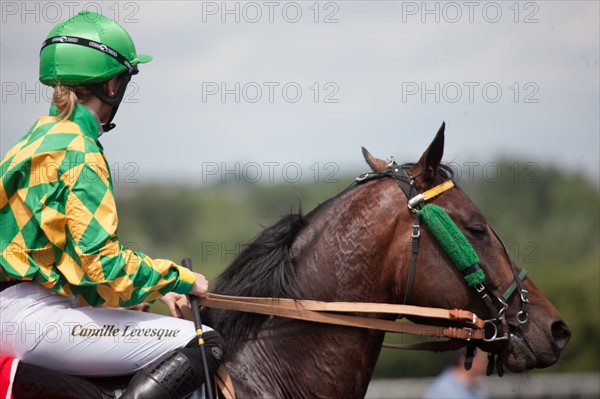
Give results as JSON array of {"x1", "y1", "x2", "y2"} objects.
[{"x1": 366, "y1": 372, "x2": 600, "y2": 399}]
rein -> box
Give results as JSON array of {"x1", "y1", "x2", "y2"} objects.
[{"x1": 189, "y1": 293, "x2": 486, "y2": 351}]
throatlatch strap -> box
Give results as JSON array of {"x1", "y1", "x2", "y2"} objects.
[{"x1": 417, "y1": 204, "x2": 485, "y2": 286}]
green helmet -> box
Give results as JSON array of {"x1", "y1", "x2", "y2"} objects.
[{"x1": 39, "y1": 11, "x2": 152, "y2": 87}]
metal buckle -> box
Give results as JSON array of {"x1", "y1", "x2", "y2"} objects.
[
  {"x1": 474, "y1": 283, "x2": 486, "y2": 294},
  {"x1": 463, "y1": 327, "x2": 473, "y2": 341},
  {"x1": 356, "y1": 173, "x2": 369, "y2": 182},
  {"x1": 520, "y1": 288, "x2": 529, "y2": 304},
  {"x1": 483, "y1": 319, "x2": 509, "y2": 342},
  {"x1": 470, "y1": 313, "x2": 477, "y2": 325},
  {"x1": 517, "y1": 310, "x2": 529, "y2": 324},
  {"x1": 496, "y1": 296, "x2": 509, "y2": 319},
  {"x1": 407, "y1": 194, "x2": 425, "y2": 210},
  {"x1": 517, "y1": 288, "x2": 529, "y2": 323},
  {"x1": 411, "y1": 224, "x2": 420, "y2": 238}
]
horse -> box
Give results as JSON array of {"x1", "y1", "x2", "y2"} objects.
[{"x1": 203, "y1": 123, "x2": 571, "y2": 398}]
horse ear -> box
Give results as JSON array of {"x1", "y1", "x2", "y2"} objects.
[
  {"x1": 362, "y1": 147, "x2": 389, "y2": 173},
  {"x1": 410, "y1": 122, "x2": 445, "y2": 182}
]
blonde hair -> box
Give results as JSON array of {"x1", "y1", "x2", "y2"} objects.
[{"x1": 52, "y1": 83, "x2": 95, "y2": 121}]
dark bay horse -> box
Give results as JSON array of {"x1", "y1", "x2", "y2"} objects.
[{"x1": 204, "y1": 125, "x2": 571, "y2": 398}]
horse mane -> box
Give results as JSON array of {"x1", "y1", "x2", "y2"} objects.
[{"x1": 205, "y1": 213, "x2": 310, "y2": 357}]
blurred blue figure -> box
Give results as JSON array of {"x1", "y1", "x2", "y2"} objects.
[{"x1": 422, "y1": 348, "x2": 490, "y2": 399}]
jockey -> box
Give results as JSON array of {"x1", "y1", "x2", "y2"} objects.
[{"x1": 0, "y1": 11, "x2": 224, "y2": 399}]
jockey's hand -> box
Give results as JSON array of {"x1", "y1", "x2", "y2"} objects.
[
  {"x1": 189, "y1": 272, "x2": 209, "y2": 298},
  {"x1": 159, "y1": 273, "x2": 208, "y2": 317},
  {"x1": 158, "y1": 292, "x2": 186, "y2": 318}
]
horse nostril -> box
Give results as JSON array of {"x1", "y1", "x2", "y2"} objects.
[{"x1": 551, "y1": 320, "x2": 571, "y2": 348}]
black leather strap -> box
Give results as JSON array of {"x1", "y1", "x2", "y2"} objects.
[{"x1": 403, "y1": 215, "x2": 420, "y2": 305}]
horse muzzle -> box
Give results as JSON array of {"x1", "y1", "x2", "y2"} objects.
[{"x1": 501, "y1": 316, "x2": 571, "y2": 372}]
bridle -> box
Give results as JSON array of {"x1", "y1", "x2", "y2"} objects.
[
  {"x1": 191, "y1": 160, "x2": 532, "y2": 377},
  {"x1": 354, "y1": 160, "x2": 530, "y2": 344}
]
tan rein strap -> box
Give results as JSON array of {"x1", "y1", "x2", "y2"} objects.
[
  {"x1": 179, "y1": 293, "x2": 486, "y2": 342},
  {"x1": 176, "y1": 294, "x2": 486, "y2": 399}
]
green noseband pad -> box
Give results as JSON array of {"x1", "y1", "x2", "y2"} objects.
[{"x1": 417, "y1": 204, "x2": 485, "y2": 286}]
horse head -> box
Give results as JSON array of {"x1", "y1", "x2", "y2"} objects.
[{"x1": 363, "y1": 123, "x2": 571, "y2": 372}]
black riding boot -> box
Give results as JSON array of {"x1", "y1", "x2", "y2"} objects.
[
  {"x1": 12, "y1": 361, "x2": 114, "y2": 399},
  {"x1": 121, "y1": 330, "x2": 225, "y2": 399},
  {"x1": 120, "y1": 350, "x2": 201, "y2": 399}
]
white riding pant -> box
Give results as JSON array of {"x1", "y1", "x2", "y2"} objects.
[{"x1": 0, "y1": 283, "x2": 212, "y2": 377}]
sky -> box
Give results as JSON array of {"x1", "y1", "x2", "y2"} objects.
[{"x1": 1, "y1": 0, "x2": 599, "y2": 185}]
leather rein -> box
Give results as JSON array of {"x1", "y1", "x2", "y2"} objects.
[{"x1": 193, "y1": 162, "x2": 529, "y2": 353}]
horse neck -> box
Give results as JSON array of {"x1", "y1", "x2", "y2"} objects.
[
  {"x1": 293, "y1": 179, "x2": 402, "y2": 302},
  {"x1": 227, "y1": 180, "x2": 405, "y2": 398},
  {"x1": 250, "y1": 180, "x2": 401, "y2": 396}
]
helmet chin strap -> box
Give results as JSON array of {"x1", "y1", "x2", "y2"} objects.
[{"x1": 89, "y1": 72, "x2": 133, "y2": 133}]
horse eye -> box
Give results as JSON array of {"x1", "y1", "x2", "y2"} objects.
[{"x1": 465, "y1": 224, "x2": 487, "y2": 237}]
